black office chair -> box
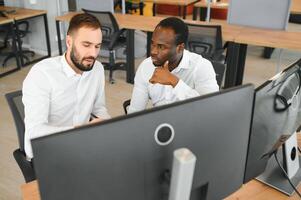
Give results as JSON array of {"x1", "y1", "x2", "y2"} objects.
[
  {"x1": 186, "y1": 23, "x2": 225, "y2": 63},
  {"x1": 82, "y1": 9, "x2": 127, "y2": 84},
  {"x1": 125, "y1": 0, "x2": 144, "y2": 15},
  {"x1": 5, "y1": 90, "x2": 36, "y2": 183},
  {"x1": 122, "y1": 60, "x2": 225, "y2": 114},
  {"x1": 2, "y1": 21, "x2": 35, "y2": 67}
]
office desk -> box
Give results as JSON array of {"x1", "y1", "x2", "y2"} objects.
[
  {"x1": 291, "y1": 0, "x2": 301, "y2": 15},
  {"x1": 0, "y1": 6, "x2": 51, "y2": 66},
  {"x1": 20, "y1": 177, "x2": 301, "y2": 200},
  {"x1": 145, "y1": 0, "x2": 199, "y2": 19},
  {"x1": 55, "y1": 12, "x2": 241, "y2": 84},
  {"x1": 0, "y1": 17, "x2": 21, "y2": 78},
  {"x1": 193, "y1": 0, "x2": 228, "y2": 21},
  {"x1": 228, "y1": 28, "x2": 301, "y2": 87}
]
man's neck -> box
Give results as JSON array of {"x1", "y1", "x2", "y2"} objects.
[{"x1": 168, "y1": 53, "x2": 183, "y2": 72}]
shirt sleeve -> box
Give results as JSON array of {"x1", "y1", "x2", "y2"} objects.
[
  {"x1": 172, "y1": 58, "x2": 219, "y2": 100},
  {"x1": 22, "y1": 67, "x2": 73, "y2": 158},
  {"x1": 92, "y1": 69, "x2": 111, "y2": 119},
  {"x1": 128, "y1": 63, "x2": 150, "y2": 114}
]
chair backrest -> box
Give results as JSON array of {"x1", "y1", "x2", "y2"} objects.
[
  {"x1": 186, "y1": 23, "x2": 223, "y2": 60},
  {"x1": 211, "y1": 60, "x2": 226, "y2": 87},
  {"x1": 5, "y1": 90, "x2": 25, "y2": 151},
  {"x1": 77, "y1": 0, "x2": 114, "y2": 13},
  {"x1": 6, "y1": 90, "x2": 36, "y2": 182},
  {"x1": 82, "y1": 9, "x2": 120, "y2": 42}
]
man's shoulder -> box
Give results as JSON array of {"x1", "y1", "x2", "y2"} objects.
[
  {"x1": 30, "y1": 56, "x2": 62, "y2": 73},
  {"x1": 185, "y1": 50, "x2": 211, "y2": 67}
]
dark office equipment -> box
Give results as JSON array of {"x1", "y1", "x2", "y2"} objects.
[
  {"x1": 32, "y1": 84, "x2": 254, "y2": 200},
  {"x1": 5, "y1": 90, "x2": 35, "y2": 183},
  {"x1": 122, "y1": 60, "x2": 225, "y2": 114},
  {"x1": 244, "y1": 59, "x2": 301, "y2": 195},
  {"x1": 186, "y1": 23, "x2": 225, "y2": 63},
  {"x1": 125, "y1": 0, "x2": 144, "y2": 15},
  {"x1": 82, "y1": 9, "x2": 127, "y2": 84},
  {"x1": 2, "y1": 21, "x2": 35, "y2": 67}
]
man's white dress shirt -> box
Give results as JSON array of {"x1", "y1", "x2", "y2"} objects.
[
  {"x1": 128, "y1": 50, "x2": 219, "y2": 113},
  {"x1": 22, "y1": 55, "x2": 110, "y2": 159}
]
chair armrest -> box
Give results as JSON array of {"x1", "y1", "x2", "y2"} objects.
[{"x1": 13, "y1": 149, "x2": 36, "y2": 183}]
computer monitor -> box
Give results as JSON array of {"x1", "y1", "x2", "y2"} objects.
[
  {"x1": 244, "y1": 59, "x2": 301, "y2": 195},
  {"x1": 32, "y1": 85, "x2": 254, "y2": 200}
]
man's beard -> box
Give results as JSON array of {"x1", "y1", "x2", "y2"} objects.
[{"x1": 70, "y1": 46, "x2": 96, "y2": 72}]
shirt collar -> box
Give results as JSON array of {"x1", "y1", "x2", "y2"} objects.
[
  {"x1": 172, "y1": 49, "x2": 190, "y2": 73},
  {"x1": 61, "y1": 53, "x2": 82, "y2": 78}
]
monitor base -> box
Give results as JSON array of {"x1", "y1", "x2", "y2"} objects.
[{"x1": 256, "y1": 152, "x2": 301, "y2": 196}]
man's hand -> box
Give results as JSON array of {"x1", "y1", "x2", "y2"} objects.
[
  {"x1": 89, "y1": 117, "x2": 103, "y2": 125},
  {"x1": 74, "y1": 117, "x2": 103, "y2": 128},
  {"x1": 149, "y1": 61, "x2": 179, "y2": 87}
]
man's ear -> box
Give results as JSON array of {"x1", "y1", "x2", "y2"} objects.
[
  {"x1": 176, "y1": 43, "x2": 185, "y2": 54},
  {"x1": 66, "y1": 35, "x2": 72, "y2": 49}
]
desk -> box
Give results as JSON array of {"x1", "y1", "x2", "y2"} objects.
[
  {"x1": 0, "y1": 17, "x2": 21, "y2": 78},
  {"x1": 145, "y1": 0, "x2": 199, "y2": 19},
  {"x1": 291, "y1": 0, "x2": 301, "y2": 15},
  {"x1": 228, "y1": 28, "x2": 301, "y2": 87},
  {"x1": 20, "y1": 177, "x2": 301, "y2": 200},
  {"x1": 0, "y1": 6, "x2": 51, "y2": 66},
  {"x1": 193, "y1": 0, "x2": 228, "y2": 21},
  {"x1": 55, "y1": 12, "x2": 241, "y2": 84}
]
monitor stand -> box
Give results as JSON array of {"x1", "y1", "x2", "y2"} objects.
[
  {"x1": 256, "y1": 132, "x2": 301, "y2": 196},
  {"x1": 169, "y1": 148, "x2": 196, "y2": 200}
]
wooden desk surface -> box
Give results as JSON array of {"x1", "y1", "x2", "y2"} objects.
[
  {"x1": 194, "y1": 0, "x2": 229, "y2": 9},
  {"x1": 235, "y1": 27, "x2": 301, "y2": 51},
  {"x1": 56, "y1": 12, "x2": 241, "y2": 42},
  {"x1": 0, "y1": 6, "x2": 46, "y2": 20},
  {"x1": 291, "y1": 0, "x2": 301, "y2": 14},
  {"x1": 144, "y1": 0, "x2": 198, "y2": 6},
  {"x1": 0, "y1": 16, "x2": 14, "y2": 25},
  {"x1": 21, "y1": 178, "x2": 301, "y2": 200}
]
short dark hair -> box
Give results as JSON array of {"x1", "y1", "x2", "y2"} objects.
[
  {"x1": 67, "y1": 13, "x2": 101, "y2": 35},
  {"x1": 156, "y1": 17, "x2": 188, "y2": 45}
]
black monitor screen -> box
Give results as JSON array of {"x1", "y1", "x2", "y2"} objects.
[
  {"x1": 32, "y1": 85, "x2": 254, "y2": 200},
  {"x1": 244, "y1": 59, "x2": 301, "y2": 183}
]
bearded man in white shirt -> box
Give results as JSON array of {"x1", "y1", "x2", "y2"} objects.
[
  {"x1": 128, "y1": 17, "x2": 219, "y2": 113},
  {"x1": 22, "y1": 13, "x2": 110, "y2": 159}
]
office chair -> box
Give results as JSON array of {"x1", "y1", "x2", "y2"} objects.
[
  {"x1": 186, "y1": 23, "x2": 225, "y2": 63},
  {"x1": 2, "y1": 21, "x2": 35, "y2": 67},
  {"x1": 5, "y1": 90, "x2": 36, "y2": 183},
  {"x1": 126, "y1": 0, "x2": 144, "y2": 15},
  {"x1": 122, "y1": 60, "x2": 226, "y2": 114},
  {"x1": 82, "y1": 9, "x2": 127, "y2": 84}
]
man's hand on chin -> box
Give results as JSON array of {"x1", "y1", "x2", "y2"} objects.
[{"x1": 149, "y1": 61, "x2": 179, "y2": 87}]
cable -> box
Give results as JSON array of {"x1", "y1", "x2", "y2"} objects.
[{"x1": 274, "y1": 153, "x2": 301, "y2": 198}]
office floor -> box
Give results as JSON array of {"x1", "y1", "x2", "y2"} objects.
[{"x1": 1, "y1": 5, "x2": 301, "y2": 199}]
